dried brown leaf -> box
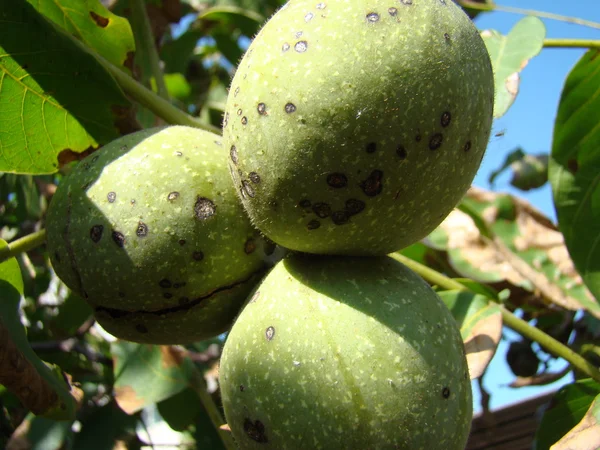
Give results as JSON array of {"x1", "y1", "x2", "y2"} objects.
[{"x1": 464, "y1": 311, "x2": 502, "y2": 379}]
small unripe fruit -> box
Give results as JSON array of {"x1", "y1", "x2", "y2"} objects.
[
  {"x1": 224, "y1": 0, "x2": 494, "y2": 255},
  {"x1": 46, "y1": 126, "x2": 273, "y2": 344},
  {"x1": 219, "y1": 255, "x2": 472, "y2": 449}
]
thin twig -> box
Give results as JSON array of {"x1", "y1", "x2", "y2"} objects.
[
  {"x1": 0, "y1": 230, "x2": 47, "y2": 264},
  {"x1": 95, "y1": 54, "x2": 221, "y2": 135},
  {"x1": 544, "y1": 39, "x2": 600, "y2": 50},
  {"x1": 389, "y1": 252, "x2": 600, "y2": 384},
  {"x1": 459, "y1": 0, "x2": 600, "y2": 30},
  {"x1": 130, "y1": 0, "x2": 169, "y2": 100},
  {"x1": 188, "y1": 370, "x2": 237, "y2": 450}
]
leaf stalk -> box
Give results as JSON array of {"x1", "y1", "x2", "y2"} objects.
[{"x1": 390, "y1": 252, "x2": 600, "y2": 384}]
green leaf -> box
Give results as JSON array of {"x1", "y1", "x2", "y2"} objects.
[
  {"x1": 112, "y1": 342, "x2": 196, "y2": 415},
  {"x1": 0, "y1": 240, "x2": 77, "y2": 420},
  {"x1": 23, "y1": 415, "x2": 73, "y2": 450},
  {"x1": 549, "y1": 49, "x2": 600, "y2": 303},
  {"x1": 0, "y1": 0, "x2": 130, "y2": 174},
  {"x1": 199, "y1": 6, "x2": 265, "y2": 37},
  {"x1": 535, "y1": 379, "x2": 600, "y2": 450},
  {"x1": 437, "y1": 290, "x2": 502, "y2": 379},
  {"x1": 157, "y1": 387, "x2": 202, "y2": 431},
  {"x1": 27, "y1": 0, "x2": 135, "y2": 70},
  {"x1": 72, "y1": 401, "x2": 138, "y2": 450},
  {"x1": 551, "y1": 393, "x2": 600, "y2": 450},
  {"x1": 481, "y1": 16, "x2": 546, "y2": 119}
]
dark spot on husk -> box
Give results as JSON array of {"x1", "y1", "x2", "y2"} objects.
[
  {"x1": 312, "y1": 202, "x2": 331, "y2": 218},
  {"x1": 179, "y1": 297, "x2": 190, "y2": 305},
  {"x1": 326, "y1": 173, "x2": 348, "y2": 188},
  {"x1": 241, "y1": 116, "x2": 248, "y2": 125},
  {"x1": 107, "y1": 192, "x2": 116, "y2": 203},
  {"x1": 111, "y1": 231, "x2": 125, "y2": 247},
  {"x1": 360, "y1": 170, "x2": 383, "y2": 197},
  {"x1": 265, "y1": 326, "x2": 275, "y2": 341},
  {"x1": 163, "y1": 293, "x2": 173, "y2": 299},
  {"x1": 90, "y1": 225, "x2": 104, "y2": 243},
  {"x1": 464, "y1": 141, "x2": 472, "y2": 152},
  {"x1": 366, "y1": 142, "x2": 377, "y2": 153},
  {"x1": 244, "y1": 239, "x2": 256, "y2": 254},
  {"x1": 249, "y1": 172, "x2": 261, "y2": 184},
  {"x1": 89, "y1": 11, "x2": 109, "y2": 27},
  {"x1": 388, "y1": 7, "x2": 398, "y2": 15},
  {"x1": 567, "y1": 159, "x2": 578, "y2": 174},
  {"x1": 192, "y1": 251, "x2": 204, "y2": 261},
  {"x1": 400, "y1": 0, "x2": 413, "y2": 4},
  {"x1": 442, "y1": 387, "x2": 450, "y2": 399},
  {"x1": 257, "y1": 103, "x2": 267, "y2": 115},
  {"x1": 244, "y1": 418, "x2": 268, "y2": 443},
  {"x1": 54, "y1": 251, "x2": 61, "y2": 263},
  {"x1": 366, "y1": 12, "x2": 379, "y2": 22},
  {"x1": 230, "y1": 146, "x2": 238, "y2": 165},
  {"x1": 299, "y1": 199, "x2": 311, "y2": 208},
  {"x1": 194, "y1": 197, "x2": 216, "y2": 220},
  {"x1": 307, "y1": 219, "x2": 320, "y2": 230},
  {"x1": 178, "y1": 239, "x2": 186, "y2": 246},
  {"x1": 444, "y1": 32, "x2": 451, "y2": 41},
  {"x1": 242, "y1": 180, "x2": 256, "y2": 198},
  {"x1": 234, "y1": 87, "x2": 240, "y2": 97},
  {"x1": 240, "y1": 385, "x2": 245, "y2": 392},
  {"x1": 345, "y1": 199, "x2": 365, "y2": 216},
  {"x1": 415, "y1": 133, "x2": 422, "y2": 142},
  {"x1": 396, "y1": 145, "x2": 407, "y2": 159},
  {"x1": 441, "y1": 111, "x2": 451, "y2": 127},
  {"x1": 237, "y1": 109, "x2": 243, "y2": 116},
  {"x1": 136, "y1": 222, "x2": 148, "y2": 237},
  {"x1": 173, "y1": 282, "x2": 186, "y2": 289},
  {"x1": 285, "y1": 102, "x2": 297, "y2": 114},
  {"x1": 332, "y1": 210, "x2": 349, "y2": 225},
  {"x1": 159, "y1": 279, "x2": 172, "y2": 289},
  {"x1": 429, "y1": 133, "x2": 443, "y2": 150},
  {"x1": 135, "y1": 324, "x2": 148, "y2": 334},
  {"x1": 168, "y1": 192, "x2": 179, "y2": 201}
]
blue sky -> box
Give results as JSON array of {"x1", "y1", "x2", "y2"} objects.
[{"x1": 469, "y1": 0, "x2": 600, "y2": 413}]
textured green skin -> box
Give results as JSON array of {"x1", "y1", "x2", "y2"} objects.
[
  {"x1": 220, "y1": 255, "x2": 472, "y2": 449},
  {"x1": 46, "y1": 126, "x2": 271, "y2": 344},
  {"x1": 224, "y1": 0, "x2": 494, "y2": 255}
]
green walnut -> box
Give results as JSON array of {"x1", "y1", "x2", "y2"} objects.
[
  {"x1": 224, "y1": 0, "x2": 494, "y2": 255},
  {"x1": 46, "y1": 126, "x2": 274, "y2": 344},
  {"x1": 219, "y1": 255, "x2": 472, "y2": 449}
]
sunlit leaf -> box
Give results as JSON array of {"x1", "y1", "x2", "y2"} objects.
[
  {"x1": 549, "y1": 49, "x2": 600, "y2": 303},
  {"x1": 0, "y1": 0, "x2": 130, "y2": 174},
  {"x1": 481, "y1": 16, "x2": 545, "y2": 118},
  {"x1": 27, "y1": 0, "x2": 135, "y2": 70},
  {"x1": 437, "y1": 290, "x2": 502, "y2": 379}
]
